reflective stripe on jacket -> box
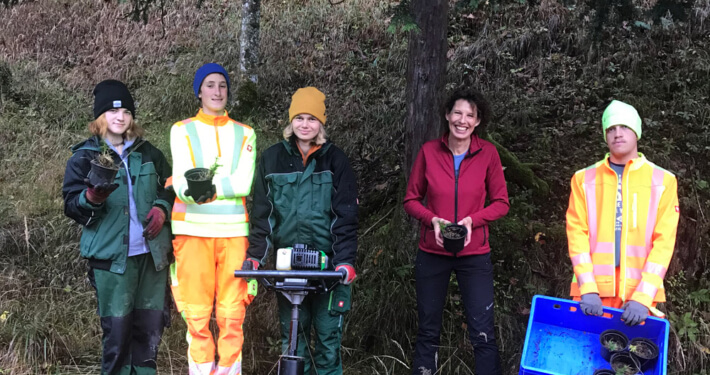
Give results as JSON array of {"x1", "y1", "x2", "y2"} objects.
[
  {"x1": 169, "y1": 109, "x2": 256, "y2": 238},
  {"x1": 566, "y1": 154, "x2": 679, "y2": 308}
]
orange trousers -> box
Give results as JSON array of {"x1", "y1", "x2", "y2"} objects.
[{"x1": 171, "y1": 235, "x2": 249, "y2": 375}]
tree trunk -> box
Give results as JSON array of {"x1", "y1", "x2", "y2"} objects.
[
  {"x1": 235, "y1": 0, "x2": 260, "y2": 118},
  {"x1": 239, "y1": 0, "x2": 260, "y2": 84},
  {"x1": 404, "y1": 0, "x2": 449, "y2": 178}
]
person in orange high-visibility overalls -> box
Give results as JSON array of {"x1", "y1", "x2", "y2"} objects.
[
  {"x1": 167, "y1": 63, "x2": 257, "y2": 375},
  {"x1": 567, "y1": 100, "x2": 679, "y2": 325}
]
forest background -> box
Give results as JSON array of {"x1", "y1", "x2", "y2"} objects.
[{"x1": 1, "y1": 0, "x2": 709, "y2": 374}]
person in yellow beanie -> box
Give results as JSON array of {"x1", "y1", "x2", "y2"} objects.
[
  {"x1": 566, "y1": 100, "x2": 679, "y2": 325},
  {"x1": 244, "y1": 87, "x2": 358, "y2": 374}
]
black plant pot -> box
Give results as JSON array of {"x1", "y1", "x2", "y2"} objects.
[
  {"x1": 184, "y1": 168, "x2": 213, "y2": 199},
  {"x1": 593, "y1": 370, "x2": 615, "y2": 375},
  {"x1": 599, "y1": 329, "x2": 629, "y2": 362},
  {"x1": 609, "y1": 352, "x2": 641, "y2": 375},
  {"x1": 89, "y1": 159, "x2": 119, "y2": 186},
  {"x1": 629, "y1": 337, "x2": 659, "y2": 371},
  {"x1": 442, "y1": 224, "x2": 467, "y2": 255}
]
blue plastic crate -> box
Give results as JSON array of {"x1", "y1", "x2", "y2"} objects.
[{"x1": 520, "y1": 295, "x2": 669, "y2": 375}]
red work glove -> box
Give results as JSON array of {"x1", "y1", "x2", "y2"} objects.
[
  {"x1": 335, "y1": 264, "x2": 357, "y2": 285},
  {"x1": 142, "y1": 207, "x2": 166, "y2": 240},
  {"x1": 84, "y1": 178, "x2": 118, "y2": 204}
]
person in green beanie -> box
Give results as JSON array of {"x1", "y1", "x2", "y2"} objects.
[{"x1": 567, "y1": 100, "x2": 679, "y2": 325}]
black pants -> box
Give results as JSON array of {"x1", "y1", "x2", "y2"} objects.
[{"x1": 411, "y1": 250, "x2": 501, "y2": 375}]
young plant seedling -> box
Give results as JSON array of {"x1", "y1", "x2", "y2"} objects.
[
  {"x1": 94, "y1": 143, "x2": 119, "y2": 169},
  {"x1": 604, "y1": 339, "x2": 622, "y2": 352},
  {"x1": 208, "y1": 158, "x2": 221, "y2": 178},
  {"x1": 195, "y1": 158, "x2": 222, "y2": 180},
  {"x1": 438, "y1": 221, "x2": 448, "y2": 232},
  {"x1": 614, "y1": 364, "x2": 634, "y2": 375}
]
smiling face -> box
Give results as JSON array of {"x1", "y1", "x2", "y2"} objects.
[
  {"x1": 605, "y1": 124, "x2": 639, "y2": 162},
  {"x1": 445, "y1": 99, "x2": 481, "y2": 142},
  {"x1": 199, "y1": 73, "x2": 228, "y2": 115},
  {"x1": 104, "y1": 108, "x2": 132, "y2": 138},
  {"x1": 291, "y1": 113, "x2": 322, "y2": 144}
]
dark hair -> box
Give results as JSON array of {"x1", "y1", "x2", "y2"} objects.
[{"x1": 442, "y1": 89, "x2": 492, "y2": 136}]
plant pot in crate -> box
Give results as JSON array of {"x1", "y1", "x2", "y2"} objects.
[
  {"x1": 599, "y1": 329, "x2": 629, "y2": 362},
  {"x1": 89, "y1": 159, "x2": 120, "y2": 186},
  {"x1": 629, "y1": 337, "x2": 659, "y2": 371},
  {"x1": 609, "y1": 352, "x2": 641, "y2": 375},
  {"x1": 442, "y1": 224, "x2": 467, "y2": 255},
  {"x1": 184, "y1": 168, "x2": 213, "y2": 198}
]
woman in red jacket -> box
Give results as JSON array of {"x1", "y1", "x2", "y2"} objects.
[{"x1": 403, "y1": 89, "x2": 509, "y2": 375}]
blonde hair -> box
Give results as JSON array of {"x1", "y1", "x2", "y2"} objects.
[
  {"x1": 282, "y1": 122, "x2": 327, "y2": 146},
  {"x1": 89, "y1": 112, "x2": 144, "y2": 140}
]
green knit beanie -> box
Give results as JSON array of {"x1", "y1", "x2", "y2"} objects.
[{"x1": 602, "y1": 100, "x2": 642, "y2": 140}]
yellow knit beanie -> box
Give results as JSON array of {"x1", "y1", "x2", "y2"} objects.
[{"x1": 289, "y1": 87, "x2": 327, "y2": 125}]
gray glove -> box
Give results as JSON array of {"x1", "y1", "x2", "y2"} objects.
[
  {"x1": 580, "y1": 293, "x2": 604, "y2": 316},
  {"x1": 621, "y1": 301, "x2": 648, "y2": 326}
]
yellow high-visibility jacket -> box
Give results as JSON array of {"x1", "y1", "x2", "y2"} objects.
[
  {"x1": 170, "y1": 109, "x2": 256, "y2": 238},
  {"x1": 567, "y1": 154, "x2": 679, "y2": 308}
]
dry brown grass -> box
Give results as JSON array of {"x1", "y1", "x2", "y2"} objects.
[{"x1": 0, "y1": 0, "x2": 239, "y2": 91}]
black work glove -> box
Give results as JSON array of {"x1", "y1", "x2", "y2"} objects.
[{"x1": 185, "y1": 185, "x2": 217, "y2": 204}]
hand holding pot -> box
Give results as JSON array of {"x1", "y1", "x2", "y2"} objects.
[
  {"x1": 83, "y1": 178, "x2": 119, "y2": 204},
  {"x1": 621, "y1": 300, "x2": 648, "y2": 326},
  {"x1": 185, "y1": 184, "x2": 216, "y2": 204},
  {"x1": 457, "y1": 216, "x2": 473, "y2": 246},
  {"x1": 431, "y1": 217, "x2": 451, "y2": 247}
]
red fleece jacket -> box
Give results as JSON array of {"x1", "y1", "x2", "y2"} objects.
[{"x1": 404, "y1": 134, "x2": 510, "y2": 256}]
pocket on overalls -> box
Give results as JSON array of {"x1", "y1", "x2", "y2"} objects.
[{"x1": 328, "y1": 284, "x2": 351, "y2": 316}]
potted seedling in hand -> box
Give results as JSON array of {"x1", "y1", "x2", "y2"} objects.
[
  {"x1": 88, "y1": 143, "x2": 120, "y2": 186},
  {"x1": 184, "y1": 158, "x2": 220, "y2": 203},
  {"x1": 628, "y1": 338, "x2": 659, "y2": 371},
  {"x1": 441, "y1": 222, "x2": 467, "y2": 254}
]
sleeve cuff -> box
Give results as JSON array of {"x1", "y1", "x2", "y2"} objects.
[{"x1": 79, "y1": 190, "x2": 103, "y2": 210}]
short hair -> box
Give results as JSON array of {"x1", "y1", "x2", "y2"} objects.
[
  {"x1": 441, "y1": 89, "x2": 492, "y2": 136},
  {"x1": 282, "y1": 121, "x2": 327, "y2": 146},
  {"x1": 88, "y1": 112, "x2": 144, "y2": 140}
]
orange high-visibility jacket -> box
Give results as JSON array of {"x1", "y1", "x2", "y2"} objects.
[{"x1": 566, "y1": 154, "x2": 679, "y2": 308}]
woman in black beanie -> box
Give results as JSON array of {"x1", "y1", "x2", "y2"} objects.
[{"x1": 62, "y1": 80, "x2": 174, "y2": 375}]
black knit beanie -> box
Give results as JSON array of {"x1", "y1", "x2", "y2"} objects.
[{"x1": 93, "y1": 80, "x2": 136, "y2": 119}]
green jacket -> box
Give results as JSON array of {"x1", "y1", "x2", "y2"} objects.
[
  {"x1": 247, "y1": 139, "x2": 358, "y2": 268},
  {"x1": 62, "y1": 136, "x2": 173, "y2": 274}
]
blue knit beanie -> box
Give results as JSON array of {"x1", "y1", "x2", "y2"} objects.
[{"x1": 193, "y1": 63, "x2": 230, "y2": 99}]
